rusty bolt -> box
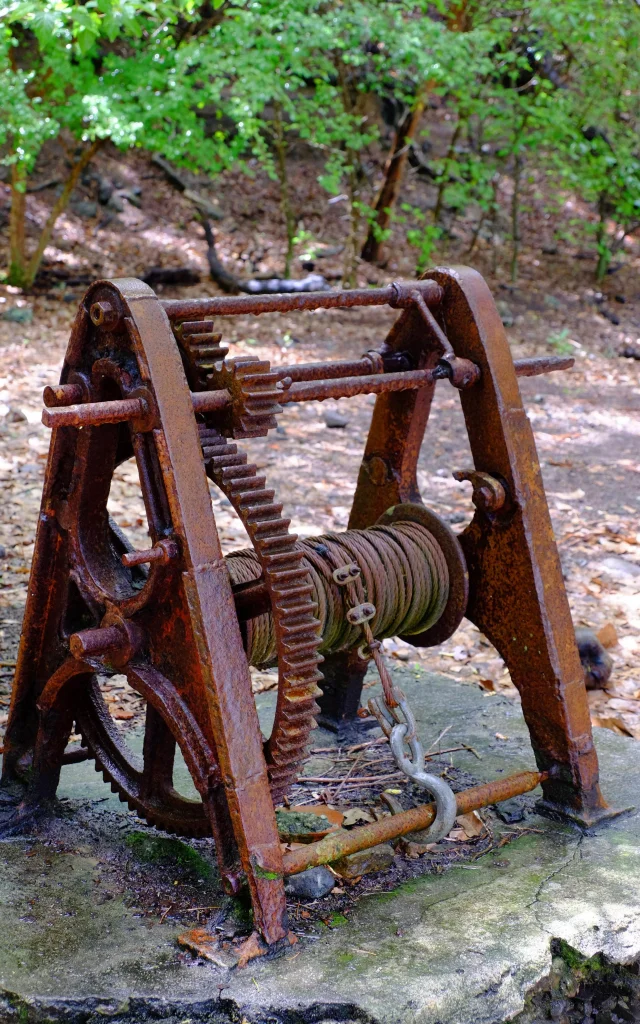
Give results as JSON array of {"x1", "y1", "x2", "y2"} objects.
[
  {"x1": 453, "y1": 470, "x2": 507, "y2": 513},
  {"x1": 89, "y1": 300, "x2": 119, "y2": 329},
  {"x1": 121, "y1": 538, "x2": 179, "y2": 568},
  {"x1": 43, "y1": 383, "x2": 84, "y2": 408}
]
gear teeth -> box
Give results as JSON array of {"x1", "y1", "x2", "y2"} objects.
[
  {"x1": 178, "y1": 320, "x2": 229, "y2": 380},
  {"x1": 203, "y1": 430, "x2": 323, "y2": 801}
]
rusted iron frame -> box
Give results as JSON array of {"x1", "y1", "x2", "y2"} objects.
[
  {"x1": 282, "y1": 769, "x2": 548, "y2": 875},
  {"x1": 160, "y1": 280, "x2": 443, "y2": 321},
  {"x1": 343, "y1": 265, "x2": 609, "y2": 826}
]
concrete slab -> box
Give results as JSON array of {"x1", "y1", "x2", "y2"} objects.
[{"x1": 1, "y1": 668, "x2": 639, "y2": 1024}]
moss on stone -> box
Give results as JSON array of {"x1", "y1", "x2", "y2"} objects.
[{"x1": 124, "y1": 831, "x2": 215, "y2": 881}]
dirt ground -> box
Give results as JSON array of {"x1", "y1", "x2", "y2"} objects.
[{"x1": 1, "y1": 144, "x2": 639, "y2": 750}]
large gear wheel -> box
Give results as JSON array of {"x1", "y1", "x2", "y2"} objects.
[
  {"x1": 73, "y1": 411, "x2": 323, "y2": 831},
  {"x1": 200, "y1": 425, "x2": 324, "y2": 801}
]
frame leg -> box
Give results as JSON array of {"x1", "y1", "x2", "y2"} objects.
[{"x1": 425, "y1": 267, "x2": 612, "y2": 826}]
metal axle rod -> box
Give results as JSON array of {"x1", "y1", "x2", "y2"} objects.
[
  {"x1": 281, "y1": 769, "x2": 548, "y2": 875},
  {"x1": 280, "y1": 367, "x2": 440, "y2": 404},
  {"x1": 161, "y1": 280, "x2": 443, "y2": 321}
]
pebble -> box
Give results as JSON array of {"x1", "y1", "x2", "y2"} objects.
[
  {"x1": 324, "y1": 410, "x2": 349, "y2": 429},
  {"x1": 600, "y1": 555, "x2": 640, "y2": 578},
  {"x1": 1, "y1": 307, "x2": 33, "y2": 324},
  {"x1": 494, "y1": 797, "x2": 527, "y2": 824},
  {"x1": 284, "y1": 866, "x2": 335, "y2": 899},
  {"x1": 333, "y1": 843, "x2": 395, "y2": 879},
  {"x1": 71, "y1": 200, "x2": 98, "y2": 219}
]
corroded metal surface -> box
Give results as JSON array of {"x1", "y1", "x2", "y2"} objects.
[
  {"x1": 282, "y1": 770, "x2": 550, "y2": 875},
  {"x1": 1, "y1": 269, "x2": 607, "y2": 952}
]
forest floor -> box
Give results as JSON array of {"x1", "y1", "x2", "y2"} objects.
[{"x1": 1, "y1": 142, "x2": 639, "y2": 750}]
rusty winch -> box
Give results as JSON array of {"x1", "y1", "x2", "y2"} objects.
[{"x1": 1, "y1": 266, "x2": 616, "y2": 954}]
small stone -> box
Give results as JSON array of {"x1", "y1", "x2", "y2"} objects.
[
  {"x1": 332, "y1": 843, "x2": 395, "y2": 880},
  {"x1": 7, "y1": 408, "x2": 27, "y2": 423},
  {"x1": 600, "y1": 555, "x2": 640, "y2": 579},
  {"x1": 71, "y1": 199, "x2": 98, "y2": 218},
  {"x1": 1, "y1": 307, "x2": 33, "y2": 323},
  {"x1": 0, "y1": 545, "x2": 6, "y2": 559},
  {"x1": 496, "y1": 300, "x2": 514, "y2": 327},
  {"x1": 324, "y1": 410, "x2": 349, "y2": 429},
  {"x1": 107, "y1": 193, "x2": 125, "y2": 213},
  {"x1": 494, "y1": 797, "x2": 527, "y2": 824},
  {"x1": 284, "y1": 866, "x2": 335, "y2": 899},
  {"x1": 97, "y1": 177, "x2": 114, "y2": 204}
]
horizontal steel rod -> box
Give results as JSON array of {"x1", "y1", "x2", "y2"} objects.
[
  {"x1": 42, "y1": 354, "x2": 572, "y2": 431},
  {"x1": 513, "y1": 356, "x2": 575, "y2": 377},
  {"x1": 161, "y1": 280, "x2": 443, "y2": 321},
  {"x1": 278, "y1": 356, "x2": 381, "y2": 383},
  {"x1": 42, "y1": 397, "x2": 146, "y2": 428},
  {"x1": 281, "y1": 769, "x2": 548, "y2": 875},
  {"x1": 280, "y1": 367, "x2": 438, "y2": 405}
]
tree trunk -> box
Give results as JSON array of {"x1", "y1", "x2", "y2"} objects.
[
  {"x1": 6, "y1": 139, "x2": 103, "y2": 289},
  {"x1": 595, "y1": 192, "x2": 611, "y2": 281},
  {"x1": 8, "y1": 163, "x2": 28, "y2": 288},
  {"x1": 272, "y1": 103, "x2": 297, "y2": 278},
  {"x1": 432, "y1": 117, "x2": 463, "y2": 227},
  {"x1": 361, "y1": 88, "x2": 428, "y2": 264},
  {"x1": 510, "y1": 150, "x2": 522, "y2": 283}
]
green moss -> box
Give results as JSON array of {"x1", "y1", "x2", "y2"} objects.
[
  {"x1": 337, "y1": 951, "x2": 355, "y2": 964},
  {"x1": 553, "y1": 938, "x2": 606, "y2": 976},
  {"x1": 124, "y1": 832, "x2": 215, "y2": 881},
  {"x1": 326, "y1": 912, "x2": 348, "y2": 928}
]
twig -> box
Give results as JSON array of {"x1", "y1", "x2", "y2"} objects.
[
  {"x1": 347, "y1": 735, "x2": 389, "y2": 754},
  {"x1": 333, "y1": 751, "x2": 366, "y2": 798},
  {"x1": 299, "y1": 772, "x2": 404, "y2": 785}
]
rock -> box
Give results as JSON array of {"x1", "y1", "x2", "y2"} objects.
[
  {"x1": 284, "y1": 866, "x2": 335, "y2": 900},
  {"x1": 494, "y1": 797, "x2": 527, "y2": 824},
  {"x1": 71, "y1": 199, "x2": 98, "y2": 219},
  {"x1": 332, "y1": 843, "x2": 395, "y2": 880},
  {"x1": 0, "y1": 544, "x2": 6, "y2": 559},
  {"x1": 496, "y1": 300, "x2": 514, "y2": 327},
  {"x1": 107, "y1": 193, "x2": 125, "y2": 213},
  {"x1": 97, "y1": 176, "x2": 114, "y2": 204},
  {"x1": 7, "y1": 408, "x2": 27, "y2": 423},
  {"x1": 600, "y1": 555, "x2": 640, "y2": 579},
  {"x1": 1, "y1": 307, "x2": 32, "y2": 323},
  {"x1": 324, "y1": 410, "x2": 349, "y2": 429},
  {"x1": 575, "y1": 627, "x2": 613, "y2": 691},
  {"x1": 121, "y1": 189, "x2": 142, "y2": 208}
]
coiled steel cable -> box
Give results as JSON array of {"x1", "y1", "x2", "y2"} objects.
[{"x1": 225, "y1": 520, "x2": 449, "y2": 669}]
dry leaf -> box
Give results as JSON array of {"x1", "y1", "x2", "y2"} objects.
[
  {"x1": 442, "y1": 828, "x2": 468, "y2": 842},
  {"x1": 591, "y1": 714, "x2": 633, "y2": 737},
  {"x1": 478, "y1": 678, "x2": 495, "y2": 692},
  {"x1": 596, "y1": 622, "x2": 619, "y2": 649},
  {"x1": 112, "y1": 708, "x2": 134, "y2": 720},
  {"x1": 455, "y1": 811, "x2": 485, "y2": 838},
  {"x1": 342, "y1": 807, "x2": 376, "y2": 827}
]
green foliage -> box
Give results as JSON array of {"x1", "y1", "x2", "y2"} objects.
[{"x1": 2, "y1": 0, "x2": 639, "y2": 286}]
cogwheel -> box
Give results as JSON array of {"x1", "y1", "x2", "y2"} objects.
[
  {"x1": 175, "y1": 319, "x2": 229, "y2": 392},
  {"x1": 200, "y1": 425, "x2": 324, "y2": 801}
]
